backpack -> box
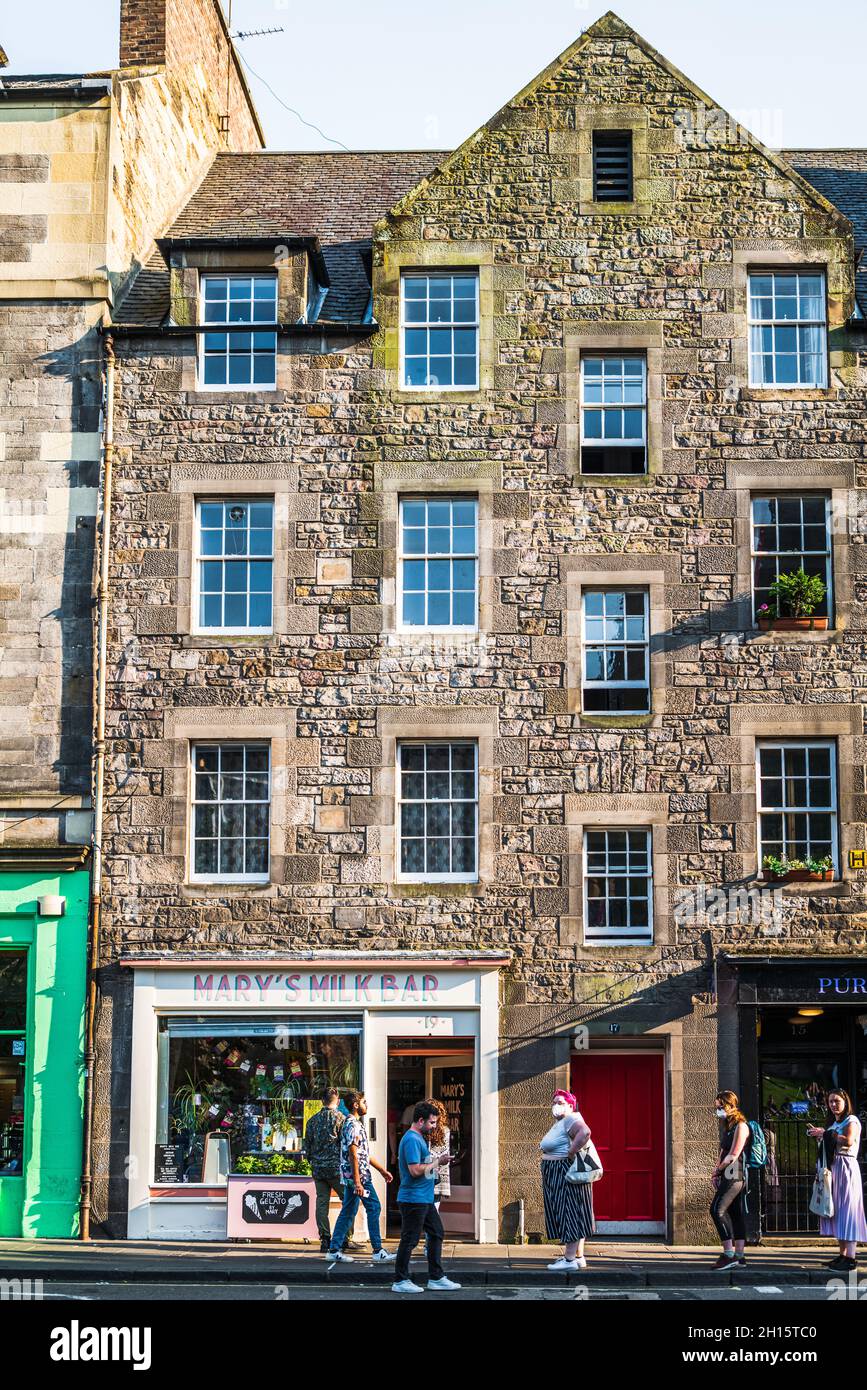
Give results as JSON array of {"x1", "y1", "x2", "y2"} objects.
[{"x1": 745, "y1": 1119, "x2": 767, "y2": 1169}]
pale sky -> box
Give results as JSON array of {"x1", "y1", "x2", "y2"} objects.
[{"x1": 3, "y1": 0, "x2": 866, "y2": 153}]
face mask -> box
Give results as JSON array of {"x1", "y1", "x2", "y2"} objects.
[
  {"x1": 552, "y1": 1103, "x2": 568, "y2": 1118},
  {"x1": 715, "y1": 1108, "x2": 727, "y2": 1119}
]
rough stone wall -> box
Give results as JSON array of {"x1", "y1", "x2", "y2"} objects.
[{"x1": 100, "y1": 21, "x2": 867, "y2": 1239}]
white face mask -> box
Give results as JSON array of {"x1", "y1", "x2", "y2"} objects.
[
  {"x1": 552, "y1": 1103, "x2": 568, "y2": 1118},
  {"x1": 715, "y1": 1108, "x2": 727, "y2": 1119}
]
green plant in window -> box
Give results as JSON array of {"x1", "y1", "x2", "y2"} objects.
[
  {"x1": 171, "y1": 1074, "x2": 213, "y2": 1134},
  {"x1": 324, "y1": 1056, "x2": 358, "y2": 1092},
  {"x1": 767, "y1": 569, "x2": 826, "y2": 620}
]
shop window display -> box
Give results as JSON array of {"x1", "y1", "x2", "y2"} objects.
[{"x1": 156, "y1": 1018, "x2": 361, "y2": 1183}]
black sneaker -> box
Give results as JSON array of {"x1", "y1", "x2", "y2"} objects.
[
  {"x1": 712, "y1": 1254, "x2": 738, "y2": 1272},
  {"x1": 319, "y1": 1240, "x2": 330, "y2": 1253}
]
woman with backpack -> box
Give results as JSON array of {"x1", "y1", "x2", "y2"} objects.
[
  {"x1": 807, "y1": 1088, "x2": 866, "y2": 1271},
  {"x1": 710, "y1": 1090, "x2": 750, "y2": 1271}
]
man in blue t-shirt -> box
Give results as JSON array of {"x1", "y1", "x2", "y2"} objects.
[{"x1": 393, "y1": 1101, "x2": 461, "y2": 1294}]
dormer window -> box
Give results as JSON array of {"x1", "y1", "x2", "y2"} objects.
[{"x1": 199, "y1": 273, "x2": 278, "y2": 389}]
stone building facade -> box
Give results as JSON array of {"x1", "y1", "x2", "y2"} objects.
[
  {"x1": 98, "y1": 12, "x2": 867, "y2": 1243},
  {"x1": 0, "y1": 0, "x2": 262, "y2": 1236}
]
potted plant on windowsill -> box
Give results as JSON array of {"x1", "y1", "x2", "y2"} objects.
[
  {"x1": 757, "y1": 569, "x2": 828, "y2": 631},
  {"x1": 762, "y1": 854, "x2": 835, "y2": 883}
]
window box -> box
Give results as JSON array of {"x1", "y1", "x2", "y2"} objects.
[
  {"x1": 757, "y1": 616, "x2": 828, "y2": 632},
  {"x1": 761, "y1": 868, "x2": 834, "y2": 884}
]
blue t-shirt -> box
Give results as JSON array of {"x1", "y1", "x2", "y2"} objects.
[{"x1": 398, "y1": 1128, "x2": 435, "y2": 1204}]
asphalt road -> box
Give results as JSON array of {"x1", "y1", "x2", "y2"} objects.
[{"x1": 27, "y1": 1280, "x2": 835, "y2": 1301}]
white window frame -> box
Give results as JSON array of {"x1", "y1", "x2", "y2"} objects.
[
  {"x1": 747, "y1": 270, "x2": 828, "y2": 388},
  {"x1": 583, "y1": 827, "x2": 653, "y2": 945},
  {"x1": 581, "y1": 588, "x2": 651, "y2": 713},
  {"x1": 189, "y1": 741, "x2": 271, "y2": 884},
  {"x1": 397, "y1": 495, "x2": 479, "y2": 634},
  {"x1": 755, "y1": 739, "x2": 838, "y2": 875},
  {"x1": 399, "y1": 271, "x2": 480, "y2": 391},
  {"x1": 197, "y1": 272, "x2": 278, "y2": 392},
  {"x1": 579, "y1": 354, "x2": 647, "y2": 468},
  {"x1": 192, "y1": 498, "x2": 275, "y2": 636},
  {"x1": 750, "y1": 493, "x2": 833, "y2": 625},
  {"x1": 396, "y1": 740, "x2": 478, "y2": 884}
]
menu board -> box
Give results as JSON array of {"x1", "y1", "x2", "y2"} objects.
[{"x1": 154, "y1": 1143, "x2": 185, "y2": 1184}]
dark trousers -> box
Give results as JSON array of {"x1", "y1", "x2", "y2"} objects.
[
  {"x1": 313, "y1": 1177, "x2": 353, "y2": 1246},
  {"x1": 395, "y1": 1202, "x2": 444, "y2": 1283},
  {"x1": 710, "y1": 1177, "x2": 747, "y2": 1243}
]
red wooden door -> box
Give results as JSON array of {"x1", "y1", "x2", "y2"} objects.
[{"x1": 570, "y1": 1053, "x2": 665, "y2": 1227}]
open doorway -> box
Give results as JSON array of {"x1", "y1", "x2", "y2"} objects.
[{"x1": 385, "y1": 1036, "x2": 475, "y2": 1236}]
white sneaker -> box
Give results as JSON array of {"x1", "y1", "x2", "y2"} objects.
[
  {"x1": 427, "y1": 1276, "x2": 462, "y2": 1291},
  {"x1": 372, "y1": 1249, "x2": 396, "y2": 1263},
  {"x1": 547, "y1": 1257, "x2": 581, "y2": 1271},
  {"x1": 328, "y1": 1251, "x2": 353, "y2": 1262},
  {"x1": 392, "y1": 1279, "x2": 425, "y2": 1293}
]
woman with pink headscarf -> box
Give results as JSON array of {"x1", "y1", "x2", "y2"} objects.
[{"x1": 538, "y1": 1088, "x2": 596, "y2": 1271}]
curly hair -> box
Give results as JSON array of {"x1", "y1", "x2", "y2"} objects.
[{"x1": 426, "y1": 1098, "x2": 449, "y2": 1149}]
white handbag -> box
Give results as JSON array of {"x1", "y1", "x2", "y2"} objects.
[
  {"x1": 565, "y1": 1137, "x2": 604, "y2": 1184},
  {"x1": 809, "y1": 1161, "x2": 834, "y2": 1219}
]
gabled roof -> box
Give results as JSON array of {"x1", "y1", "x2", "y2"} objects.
[
  {"x1": 379, "y1": 10, "x2": 853, "y2": 240},
  {"x1": 114, "y1": 15, "x2": 867, "y2": 330},
  {"x1": 784, "y1": 151, "x2": 867, "y2": 314},
  {"x1": 115, "y1": 150, "x2": 448, "y2": 327}
]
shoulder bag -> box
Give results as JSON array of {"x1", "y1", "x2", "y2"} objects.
[{"x1": 565, "y1": 1134, "x2": 604, "y2": 1185}]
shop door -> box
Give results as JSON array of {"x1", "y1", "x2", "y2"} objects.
[
  {"x1": 426, "y1": 1054, "x2": 474, "y2": 1234},
  {"x1": 363, "y1": 1012, "x2": 479, "y2": 1239},
  {"x1": 571, "y1": 1052, "x2": 666, "y2": 1234},
  {"x1": 0, "y1": 950, "x2": 28, "y2": 1238}
]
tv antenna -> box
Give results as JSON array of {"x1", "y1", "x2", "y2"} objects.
[{"x1": 232, "y1": 27, "x2": 285, "y2": 40}]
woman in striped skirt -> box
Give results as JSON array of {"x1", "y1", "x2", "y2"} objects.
[{"x1": 539, "y1": 1088, "x2": 595, "y2": 1271}]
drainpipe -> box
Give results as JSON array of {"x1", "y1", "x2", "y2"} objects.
[{"x1": 80, "y1": 330, "x2": 115, "y2": 1241}]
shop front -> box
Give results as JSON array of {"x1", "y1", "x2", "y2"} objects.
[
  {"x1": 123, "y1": 953, "x2": 505, "y2": 1242},
  {"x1": 0, "y1": 863, "x2": 89, "y2": 1237},
  {"x1": 721, "y1": 955, "x2": 867, "y2": 1237}
]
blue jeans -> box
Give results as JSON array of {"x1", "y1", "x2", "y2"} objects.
[{"x1": 328, "y1": 1180, "x2": 382, "y2": 1254}]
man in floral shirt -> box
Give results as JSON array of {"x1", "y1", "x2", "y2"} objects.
[
  {"x1": 305, "y1": 1088, "x2": 357, "y2": 1253},
  {"x1": 326, "y1": 1090, "x2": 395, "y2": 1264}
]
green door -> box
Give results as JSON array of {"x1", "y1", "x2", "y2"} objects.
[{"x1": 0, "y1": 949, "x2": 28, "y2": 1236}]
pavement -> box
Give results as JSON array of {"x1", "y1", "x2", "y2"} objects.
[{"x1": 0, "y1": 1237, "x2": 854, "y2": 1289}]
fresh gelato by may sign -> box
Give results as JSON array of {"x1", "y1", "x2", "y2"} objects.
[{"x1": 193, "y1": 971, "x2": 443, "y2": 1005}]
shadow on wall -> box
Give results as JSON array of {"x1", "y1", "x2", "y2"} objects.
[{"x1": 37, "y1": 324, "x2": 103, "y2": 799}]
